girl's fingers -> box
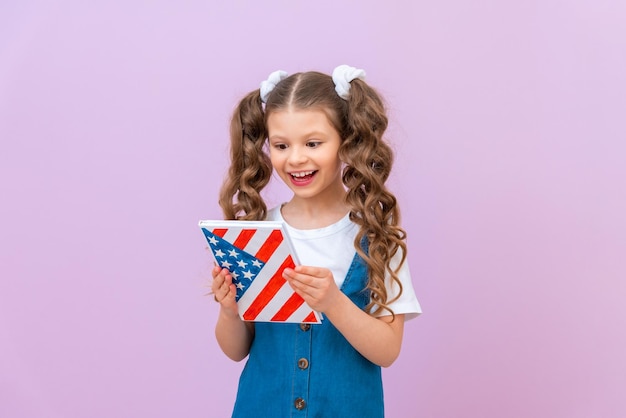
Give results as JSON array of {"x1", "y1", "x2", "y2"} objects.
[
  {"x1": 293, "y1": 265, "x2": 326, "y2": 277},
  {"x1": 212, "y1": 264, "x2": 231, "y2": 277},
  {"x1": 285, "y1": 270, "x2": 325, "y2": 289},
  {"x1": 283, "y1": 268, "x2": 312, "y2": 286},
  {"x1": 211, "y1": 268, "x2": 232, "y2": 294},
  {"x1": 213, "y1": 273, "x2": 237, "y2": 305}
]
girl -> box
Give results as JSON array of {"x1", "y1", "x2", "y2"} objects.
[{"x1": 211, "y1": 65, "x2": 421, "y2": 417}]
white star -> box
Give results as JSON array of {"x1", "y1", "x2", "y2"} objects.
[
  {"x1": 252, "y1": 260, "x2": 262, "y2": 268},
  {"x1": 228, "y1": 249, "x2": 239, "y2": 258},
  {"x1": 236, "y1": 282, "x2": 245, "y2": 290},
  {"x1": 221, "y1": 260, "x2": 232, "y2": 269},
  {"x1": 237, "y1": 260, "x2": 248, "y2": 268},
  {"x1": 214, "y1": 249, "x2": 225, "y2": 258},
  {"x1": 208, "y1": 236, "x2": 218, "y2": 245},
  {"x1": 230, "y1": 271, "x2": 239, "y2": 280},
  {"x1": 243, "y1": 270, "x2": 254, "y2": 280}
]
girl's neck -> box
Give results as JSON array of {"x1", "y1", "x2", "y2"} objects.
[{"x1": 280, "y1": 197, "x2": 350, "y2": 230}]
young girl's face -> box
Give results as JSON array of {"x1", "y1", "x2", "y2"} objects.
[{"x1": 267, "y1": 108, "x2": 344, "y2": 205}]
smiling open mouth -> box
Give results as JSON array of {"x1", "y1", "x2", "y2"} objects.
[{"x1": 290, "y1": 170, "x2": 317, "y2": 182}]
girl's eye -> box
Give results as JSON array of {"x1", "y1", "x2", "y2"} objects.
[
  {"x1": 273, "y1": 143, "x2": 288, "y2": 150},
  {"x1": 306, "y1": 141, "x2": 321, "y2": 148}
]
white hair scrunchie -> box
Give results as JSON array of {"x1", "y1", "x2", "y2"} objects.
[
  {"x1": 332, "y1": 64, "x2": 366, "y2": 100},
  {"x1": 260, "y1": 70, "x2": 288, "y2": 103}
]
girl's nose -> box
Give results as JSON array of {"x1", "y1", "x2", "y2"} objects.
[{"x1": 287, "y1": 147, "x2": 308, "y2": 165}]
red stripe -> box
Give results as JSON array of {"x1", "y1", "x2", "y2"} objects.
[
  {"x1": 270, "y1": 292, "x2": 305, "y2": 322},
  {"x1": 212, "y1": 228, "x2": 227, "y2": 237},
  {"x1": 254, "y1": 229, "x2": 283, "y2": 262},
  {"x1": 302, "y1": 311, "x2": 318, "y2": 323},
  {"x1": 243, "y1": 255, "x2": 294, "y2": 321},
  {"x1": 232, "y1": 229, "x2": 256, "y2": 249}
]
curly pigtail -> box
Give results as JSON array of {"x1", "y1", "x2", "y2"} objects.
[
  {"x1": 339, "y1": 80, "x2": 407, "y2": 318},
  {"x1": 219, "y1": 90, "x2": 272, "y2": 220}
]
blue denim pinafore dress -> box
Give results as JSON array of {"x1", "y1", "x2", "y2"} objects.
[{"x1": 232, "y1": 250, "x2": 384, "y2": 417}]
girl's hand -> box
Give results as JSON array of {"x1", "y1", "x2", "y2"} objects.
[
  {"x1": 283, "y1": 266, "x2": 341, "y2": 313},
  {"x1": 211, "y1": 265, "x2": 238, "y2": 318},
  {"x1": 211, "y1": 265, "x2": 254, "y2": 362}
]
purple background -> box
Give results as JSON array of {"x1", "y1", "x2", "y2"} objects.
[{"x1": 1, "y1": 1, "x2": 625, "y2": 417}]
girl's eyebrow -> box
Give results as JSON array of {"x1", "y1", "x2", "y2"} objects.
[
  {"x1": 303, "y1": 131, "x2": 327, "y2": 138},
  {"x1": 269, "y1": 131, "x2": 328, "y2": 141}
]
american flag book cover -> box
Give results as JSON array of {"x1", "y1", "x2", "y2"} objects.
[{"x1": 199, "y1": 220, "x2": 322, "y2": 324}]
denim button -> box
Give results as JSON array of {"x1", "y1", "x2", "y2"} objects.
[
  {"x1": 297, "y1": 358, "x2": 309, "y2": 370},
  {"x1": 294, "y1": 397, "x2": 306, "y2": 410},
  {"x1": 300, "y1": 323, "x2": 311, "y2": 331}
]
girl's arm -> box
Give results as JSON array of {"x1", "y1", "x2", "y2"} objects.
[
  {"x1": 212, "y1": 266, "x2": 254, "y2": 361},
  {"x1": 284, "y1": 266, "x2": 405, "y2": 368}
]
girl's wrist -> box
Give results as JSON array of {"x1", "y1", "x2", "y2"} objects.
[
  {"x1": 219, "y1": 306, "x2": 241, "y2": 322},
  {"x1": 321, "y1": 291, "x2": 351, "y2": 320}
]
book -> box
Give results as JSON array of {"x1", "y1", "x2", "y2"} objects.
[{"x1": 199, "y1": 220, "x2": 322, "y2": 324}]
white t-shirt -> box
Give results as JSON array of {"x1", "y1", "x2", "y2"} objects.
[{"x1": 267, "y1": 206, "x2": 422, "y2": 320}]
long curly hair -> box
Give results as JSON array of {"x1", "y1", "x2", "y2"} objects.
[{"x1": 219, "y1": 71, "x2": 407, "y2": 317}]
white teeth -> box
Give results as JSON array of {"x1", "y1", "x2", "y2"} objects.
[{"x1": 291, "y1": 171, "x2": 314, "y2": 178}]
